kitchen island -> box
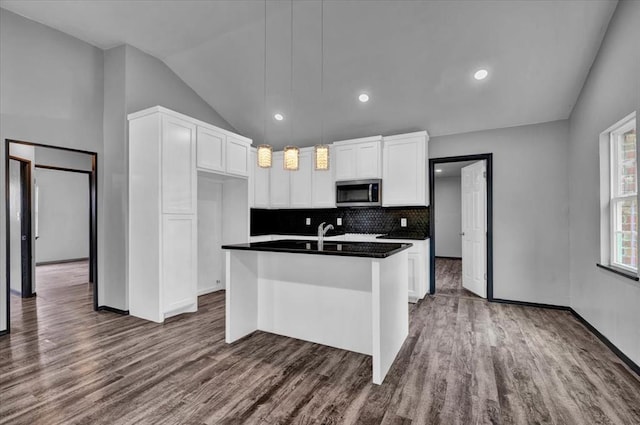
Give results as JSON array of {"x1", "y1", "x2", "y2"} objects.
[{"x1": 222, "y1": 239, "x2": 411, "y2": 384}]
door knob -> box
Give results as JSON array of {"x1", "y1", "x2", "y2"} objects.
[{"x1": 459, "y1": 232, "x2": 465, "y2": 236}]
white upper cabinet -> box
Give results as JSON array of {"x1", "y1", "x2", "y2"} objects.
[
  {"x1": 196, "y1": 127, "x2": 225, "y2": 173},
  {"x1": 311, "y1": 147, "x2": 335, "y2": 208},
  {"x1": 382, "y1": 131, "x2": 429, "y2": 206},
  {"x1": 334, "y1": 136, "x2": 382, "y2": 181},
  {"x1": 356, "y1": 141, "x2": 382, "y2": 179},
  {"x1": 195, "y1": 123, "x2": 251, "y2": 177},
  {"x1": 251, "y1": 149, "x2": 271, "y2": 209},
  {"x1": 226, "y1": 135, "x2": 250, "y2": 177},
  {"x1": 270, "y1": 152, "x2": 290, "y2": 208},
  {"x1": 290, "y1": 148, "x2": 313, "y2": 208},
  {"x1": 162, "y1": 115, "x2": 196, "y2": 214}
]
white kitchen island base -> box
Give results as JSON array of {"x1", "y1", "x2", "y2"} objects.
[{"x1": 225, "y1": 249, "x2": 409, "y2": 385}]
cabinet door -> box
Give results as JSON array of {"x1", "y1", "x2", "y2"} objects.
[
  {"x1": 334, "y1": 144, "x2": 357, "y2": 181},
  {"x1": 253, "y1": 151, "x2": 271, "y2": 208},
  {"x1": 290, "y1": 149, "x2": 312, "y2": 208},
  {"x1": 162, "y1": 115, "x2": 196, "y2": 214},
  {"x1": 196, "y1": 126, "x2": 225, "y2": 172},
  {"x1": 383, "y1": 137, "x2": 425, "y2": 206},
  {"x1": 162, "y1": 214, "x2": 197, "y2": 314},
  {"x1": 249, "y1": 150, "x2": 256, "y2": 208},
  {"x1": 269, "y1": 152, "x2": 290, "y2": 208},
  {"x1": 408, "y1": 252, "x2": 420, "y2": 302},
  {"x1": 226, "y1": 136, "x2": 250, "y2": 177},
  {"x1": 356, "y1": 141, "x2": 381, "y2": 178},
  {"x1": 312, "y1": 153, "x2": 335, "y2": 208}
]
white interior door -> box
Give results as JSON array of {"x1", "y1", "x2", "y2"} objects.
[{"x1": 461, "y1": 161, "x2": 487, "y2": 298}]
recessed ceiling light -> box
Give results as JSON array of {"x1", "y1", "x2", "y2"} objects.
[
  {"x1": 474, "y1": 69, "x2": 488, "y2": 80},
  {"x1": 274, "y1": 113, "x2": 284, "y2": 121},
  {"x1": 435, "y1": 169, "x2": 443, "y2": 173},
  {"x1": 358, "y1": 93, "x2": 370, "y2": 103}
]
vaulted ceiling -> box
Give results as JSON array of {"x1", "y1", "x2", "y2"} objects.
[{"x1": 0, "y1": 0, "x2": 617, "y2": 149}]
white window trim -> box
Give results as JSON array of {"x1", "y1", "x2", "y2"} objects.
[{"x1": 600, "y1": 111, "x2": 637, "y2": 275}]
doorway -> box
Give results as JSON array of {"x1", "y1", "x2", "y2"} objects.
[
  {"x1": 4, "y1": 139, "x2": 98, "y2": 334},
  {"x1": 8, "y1": 157, "x2": 33, "y2": 298},
  {"x1": 429, "y1": 154, "x2": 493, "y2": 300}
]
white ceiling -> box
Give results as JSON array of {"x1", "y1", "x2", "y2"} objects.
[{"x1": 0, "y1": 0, "x2": 617, "y2": 149}]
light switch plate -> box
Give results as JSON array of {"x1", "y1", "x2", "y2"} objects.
[
  {"x1": 401, "y1": 218, "x2": 407, "y2": 227},
  {"x1": 306, "y1": 217, "x2": 311, "y2": 225},
  {"x1": 337, "y1": 218, "x2": 342, "y2": 226}
]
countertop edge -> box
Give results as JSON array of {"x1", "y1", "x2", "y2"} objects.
[{"x1": 222, "y1": 240, "x2": 413, "y2": 259}]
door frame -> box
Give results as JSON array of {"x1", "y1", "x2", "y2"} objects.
[
  {"x1": 8, "y1": 156, "x2": 34, "y2": 298},
  {"x1": 4, "y1": 139, "x2": 99, "y2": 334},
  {"x1": 429, "y1": 153, "x2": 493, "y2": 300}
]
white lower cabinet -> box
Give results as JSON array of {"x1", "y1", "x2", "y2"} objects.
[
  {"x1": 162, "y1": 215, "x2": 197, "y2": 317},
  {"x1": 342, "y1": 234, "x2": 429, "y2": 302},
  {"x1": 407, "y1": 252, "x2": 421, "y2": 301}
]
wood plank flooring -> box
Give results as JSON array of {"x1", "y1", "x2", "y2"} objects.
[
  {"x1": 1, "y1": 259, "x2": 639, "y2": 424},
  {"x1": 434, "y1": 257, "x2": 480, "y2": 299}
]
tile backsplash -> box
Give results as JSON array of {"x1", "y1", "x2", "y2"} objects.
[{"x1": 251, "y1": 206, "x2": 429, "y2": 237}]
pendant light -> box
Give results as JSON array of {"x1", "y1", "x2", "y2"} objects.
[
  {"x1": 258, "y1": 0, "x2": 272, "y2": 168},
  {"x1": 284, "y1": 146, "x2": 300, "y2": 170},
  {"x1": 314, "y1": 1, "x2": 329, "y2": 171},
  {"x1": 284, "y1": 0, "x2": 299, "y2": 171}
]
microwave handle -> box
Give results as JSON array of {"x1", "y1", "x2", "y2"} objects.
[{"x1": 368, "y1": 184, "x2": 373, "y2": 202}]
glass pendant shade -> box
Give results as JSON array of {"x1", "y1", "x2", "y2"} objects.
[
  {"x1": 283, "y1": 146, "x2": 300, "y2": 170},
  {"x1": 257, "y1": 144, "x2": 273, "y2": 168},
  {"x1": 314, "y1": 145, "x2": 330, "y2": 170}
]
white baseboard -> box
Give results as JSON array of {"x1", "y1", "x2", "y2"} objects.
[{"x1": 198, "y1": 286, "x2": 224, "y2": 296}]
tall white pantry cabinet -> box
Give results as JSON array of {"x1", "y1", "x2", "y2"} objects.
[{"x1": 128, "y1": 108, "x2": 198, "y2": 323}]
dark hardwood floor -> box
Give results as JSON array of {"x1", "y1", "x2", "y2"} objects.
[
  {"x1": 1, "y1": 261, "x2": 639, "y2": 424},
  {"x1": 35, "y1": 259, "x2": 90, "y2": 291},
  {"x1": 434, "y1": 257, "x2": 481, "y2": 299}
]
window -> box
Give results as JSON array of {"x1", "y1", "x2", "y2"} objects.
[{"x1": 609, "y1": 116, "x2": 637, "y2": 272}]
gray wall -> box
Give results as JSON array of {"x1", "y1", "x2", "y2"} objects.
[
  {"x1": 102, "y1": 45, "x2": 128, "y2": 309},
  {"x1": 430, "y1": 120, "x2": 571, "y2": 305},
  {"x1": 35, "y1": 169, "x2": 90, "y2": 264},
  {"x1": 434, "y1": 176, "x2": 462, "y2": 258},
  {"x1": 34, "y1": 146, "x2": 92, "y2": 265},
  {"x1": 125, "y1": 45, "x2": 235, "y2": 130},
  {"x1": 0, "y1": 8, "x2": 103, "y2": 330},
  {"x1": 35, "y1": 146, "x2": 93, "y2": 171},
  {"x1": 568, "y1": 0, "x2": 640, "y2": 366}
]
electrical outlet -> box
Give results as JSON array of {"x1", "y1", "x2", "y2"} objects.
[
  {"x1": 306, "y1": 217, "x2": 311, "y2": 225},
  {"x1": 337, "y1": 218, "x2": 342, "y2": 226},
  {"x1": 401, "y1": 218, "x2": 407, "y2": 227}
]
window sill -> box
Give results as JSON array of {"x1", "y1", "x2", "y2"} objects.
[{"x1": 596, "y1": 263, "x2": 639, "y2": 281}]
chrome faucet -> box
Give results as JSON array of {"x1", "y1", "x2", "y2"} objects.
[{"x1": 317, "y1": 222, "x2": 334, "y2": 250}]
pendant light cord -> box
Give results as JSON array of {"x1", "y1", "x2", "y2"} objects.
[
  {"x1": 290, "y1": 0, "x2": 294, "y2": 147},
  {"x1": 320, "y1": 0, "x2": 324, "y2": 146},
  {"x1": 263, "y1": 0, "x2": 267, "y2": 146}
]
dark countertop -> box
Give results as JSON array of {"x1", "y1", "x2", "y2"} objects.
[
  {"x1": 250, "y1": 230, "x2": 346, "y2": 237},
  {"x1": 376, "y1": 232, "x2": 429, "y2": 240},
  {"x1": 222, "y1": 239, "x2": 413, "y2": 258}
]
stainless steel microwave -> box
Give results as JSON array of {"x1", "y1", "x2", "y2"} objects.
[{"x1": 336, "y1": 179, "x2": 381, "y2": 207}]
